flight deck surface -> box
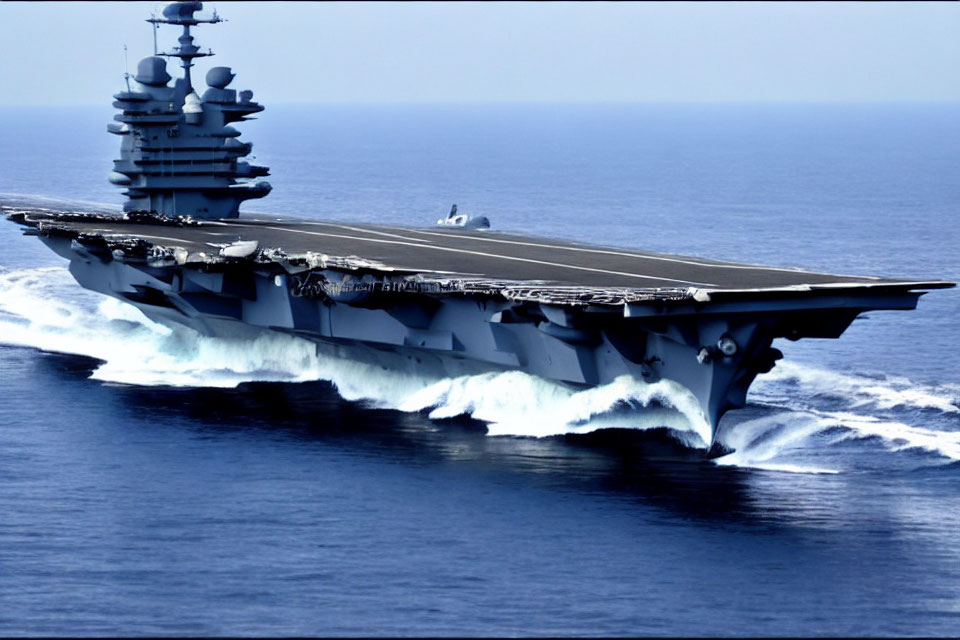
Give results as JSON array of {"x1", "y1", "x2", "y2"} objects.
[{"x1": 2, "y1": 198, "x2": 953, "y2": 296}]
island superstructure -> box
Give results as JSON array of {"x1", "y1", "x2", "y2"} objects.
[
  {"x1": 3, "y1": 1, "x2": 953, "y2": 446},
  {"x1": 110, "y1": 0, "x2": 271, "y2": 218}
]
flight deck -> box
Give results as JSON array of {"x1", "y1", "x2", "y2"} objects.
[{"x1": 3, "y1": 200, "x2": 952, "y2": 298}]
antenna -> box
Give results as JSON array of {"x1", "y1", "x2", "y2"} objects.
[
  {"x1": 146, "y1": 1, "x2": 220, "y2": 93},
  {"x1": 123, "y1": 44, "x2": 132, "y2": 92},
  {"x1": 151, "y1": 11, "x2": 158, "y2": 55}
]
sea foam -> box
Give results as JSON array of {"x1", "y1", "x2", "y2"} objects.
[
  {"x1": 0, "y1": 267, "x2": 712, "y2": 444},
  {"x1": 3, "y1": 267, "x2": 957, "y2": 468},
  {"x1": 715, "y1": 362, "x2": 960, "y2": 472}
]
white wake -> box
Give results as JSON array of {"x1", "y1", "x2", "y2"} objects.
[
  {"x1": 2, "y1": 266, "x2": 956, "y2": 469},
  {"x1": 754, "y1": 360, "x2": 960, "y2": 416},
  {"x1": 0, "y1": 267, "x2": 712, "y2": 445},
  {"x1": 714, "y1": 362, "x2": 960, "y2": 473}
]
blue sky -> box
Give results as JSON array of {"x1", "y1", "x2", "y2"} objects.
[{"x1": 2, "y1": 1, "x2": 959, "y2": 105}]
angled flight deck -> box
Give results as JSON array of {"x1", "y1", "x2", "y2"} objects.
[{"x1": 4, "y1": 201, "x2": 951, "y2": 297}]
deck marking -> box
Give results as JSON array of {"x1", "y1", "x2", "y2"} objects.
[
  {"x1": 255, "y1": 225, "x2": 717, "y2": 287},
  {"x1": 37, "y1": 216, "x2": 951, "y2": 291},
  {"x1": 226, "y1": 220, "x2": 432, "y2": 243},
  {"x1": 212, "y1": 218, "x2": 877, "y2": 281},
  {"x1": 138, "y1": 234, "x2": 198, "y2": 244},
  {"x1": 401, "y1": 229, "x2": 880, "y2": 279},
  {"x1": 282, "y1": 221, "x2": 432, "y2": 244}
]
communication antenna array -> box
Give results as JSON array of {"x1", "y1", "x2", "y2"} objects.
[{"x1": 123, "y1": 44, "x2": 131, "y2": 92}]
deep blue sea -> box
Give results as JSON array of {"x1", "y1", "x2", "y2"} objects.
[{"x1": 0, "y1": 103, "x2": 958, "y2": 636}]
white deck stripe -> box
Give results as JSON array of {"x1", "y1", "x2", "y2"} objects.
[
  {"x1": 255, "y1": 225, "x2": 717, "y2": 287},
  {"x1": 399, "y1": 228, "x2": 878, "y2": 278},
  {"x1": 57, "y1": 221, "x2": 952, "y2": 292},
  {"x1": 224, "y1": 218, "x2": 885, "y2": 280},
  {"x1": 281, "y1": 221, "x2": 432, "y2": 243},
  {"x1": 139, "y1": 235, "x2": 198, "y2": 244}
]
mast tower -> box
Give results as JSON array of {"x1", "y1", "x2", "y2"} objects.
[{"x1": 108, "y1": 1, "x2": 271, "y2": 219}]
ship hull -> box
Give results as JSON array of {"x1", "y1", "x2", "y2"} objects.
[
  {"x1": 3, "y1": 198, "x2": 949, "y2": 447},
  {"x1": 38, "y1": 233, "x2": 839, "y2": 445}
]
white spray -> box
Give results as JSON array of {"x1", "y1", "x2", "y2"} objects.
[
  {"x1": 0, "y1": 267, "x2": 712, "y2": 444},
  {"x1": 2, "y1": 267, "x2": 957, "y2": 470}
]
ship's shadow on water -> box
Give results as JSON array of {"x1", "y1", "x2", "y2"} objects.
[{"x1": 31, "y1": 349, "x2": 780, "y2": 522}]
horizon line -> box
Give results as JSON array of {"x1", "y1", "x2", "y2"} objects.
[{"x1": 4, "y1": 98, "x2": 960, "y2": 109}]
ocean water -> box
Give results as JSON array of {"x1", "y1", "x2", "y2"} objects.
[{"x1": 0, "y1": 103, "x2": 958, "y2": 636}]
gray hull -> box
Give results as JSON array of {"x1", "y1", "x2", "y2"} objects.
[
  {"x1": 9, "y1": 200, "x2": 948, "y2": 446},
  {"x1": 50, "y1": 230, "x2": 767, "y2": 444}
]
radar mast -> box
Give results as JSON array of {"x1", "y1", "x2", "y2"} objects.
[
  {"x1": 146, "y1": 1, "x2": 222, "y2": 91},
  {"x1": 108, "y1": 1, "x2": 270, "y2": 219}
]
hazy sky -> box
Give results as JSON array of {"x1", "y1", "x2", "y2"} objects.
[{"x1": 1, "y1": 1, "x2": 959, "y2": 105}]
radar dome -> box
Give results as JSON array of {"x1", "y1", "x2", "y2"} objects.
[
  {"x1": 163, "y1": 1, "x2": 203, "y2": 21},
  {"x1": 206, "y1": 67, "x2": 235, "y2": 89},
  {"x1": 135, "y1": 56, "x2": 172, "y2": 86}
]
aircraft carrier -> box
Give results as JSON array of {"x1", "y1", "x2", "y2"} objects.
[{"x1": 3, "y1": 1, "x2": 953, "y2": 446}]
